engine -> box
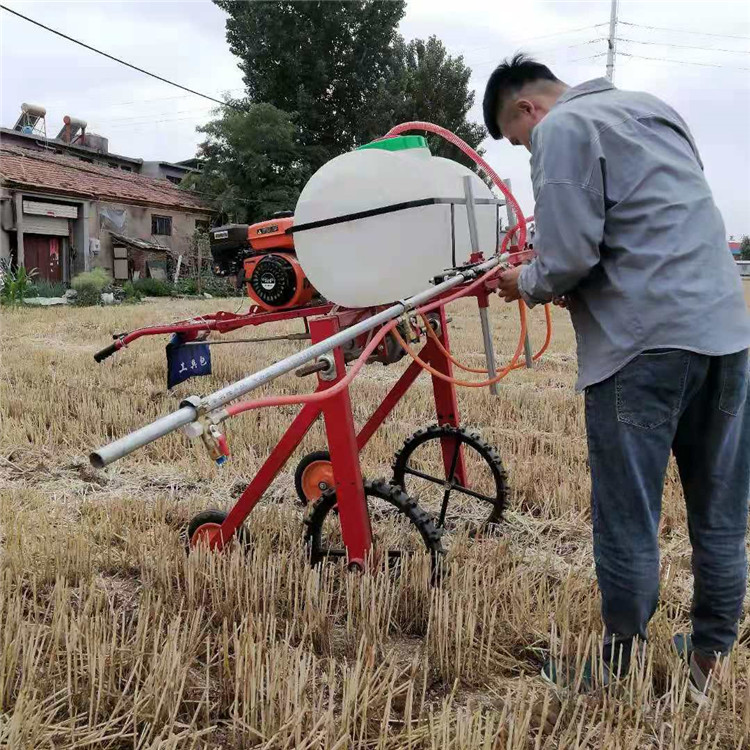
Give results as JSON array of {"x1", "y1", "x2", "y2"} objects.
[
  {"x1": 245, "y1": 253, "x2": 315, "y2": 310},
  {"x1": 209, "y1": 212, "x2": 318, "y2": 312}
]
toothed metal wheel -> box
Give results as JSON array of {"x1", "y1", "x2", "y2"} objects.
[
  {"x1": 304, "y1": 479, "x2": 443, "y2": 576},
  {"x1": 391, "y1": 424, "x2": 508, "y2": 531}
]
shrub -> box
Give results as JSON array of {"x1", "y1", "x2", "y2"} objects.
[
  {"x1": 132, "y1": 277, "x2": 173, "y2": 297},
  {"x1": 0, "y1": 264, "x2": 38, "y2": 305},
  {"x1": 175, "y1": 273, "x2": 243, "y2": 298},
  {"x1": 122, "y1": 280, "x2": 143, "y2": 302},
  {"x1": 71, "y1": 268, "x2": 112, "y2": 293},
  {"x1": 27, "y1": 279, "x2": 67, "y2": 298},
  {"x1": 71, "y1": 268, "x2": 112, "y2": 306}
]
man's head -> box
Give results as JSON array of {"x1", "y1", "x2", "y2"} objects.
[{"x1": 483, "y1": 53, "x2": 567, "y2": 151}]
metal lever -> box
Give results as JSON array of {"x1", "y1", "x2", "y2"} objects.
[
  {"x1": 295, "y1": 354, "x2": 336, "y2": 380},
  {"x1": 295, "y1": 360, "x2": 330, "y2": 378},
  {"x1": 464, "y1": 175, "x2": 499, "y2": 397}
]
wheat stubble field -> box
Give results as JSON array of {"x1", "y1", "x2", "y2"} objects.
[{"x1": 1, "y1": 286, "x2": 749, "y2": 749}]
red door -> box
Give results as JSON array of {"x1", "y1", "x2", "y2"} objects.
[{"x1": 24, "y1": 235, "x2": 62, "y2": 282}]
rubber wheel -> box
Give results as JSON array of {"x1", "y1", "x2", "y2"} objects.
[
  {"x1": 185, "y1": 509, "x2": 250, "y2": 553},
  {"x1": 294, "y1": 450, "x2": 333, "y2": 505},
  {"x1": 391, "y1": 424, "x2": 508, "y2": 530},
  {"x1": 304, "y1": 479, "x2": 443, "y2": 577}
]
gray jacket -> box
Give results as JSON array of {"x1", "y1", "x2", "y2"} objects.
[{"x1": 518, "y1": 78, "x2": 750, "y2": 391}]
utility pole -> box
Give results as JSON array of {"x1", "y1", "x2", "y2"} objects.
[{"x1": 606, "y1": 0, "x2": 619, "y2": 82}]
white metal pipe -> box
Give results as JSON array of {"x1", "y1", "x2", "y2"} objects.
[
  {"x1": 90, "y1": 406, "x2": 198, "y2": 468},
  {"x1": 90, "y1": 257, "x2": 500, "y2": 468},
  {"x1": 463, "y1": 176, "x2": 480, "y2": 254}
]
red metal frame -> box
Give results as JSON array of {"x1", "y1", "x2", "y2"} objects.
[
  {"x1": 107, "y1": 258, "x2": 547, "y2": 560},
  {"x1": 110, "y1": 302, "x2": 334, "y2": 355},
  {"x1": 205, "y1": 304, "x2": 467, "y2": 562}
]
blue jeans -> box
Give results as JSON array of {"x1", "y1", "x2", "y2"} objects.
[{"x1": 585, "y1": 348, "x2": 749, "y2": 660}]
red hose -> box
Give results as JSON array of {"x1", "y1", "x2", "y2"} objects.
[
  {"x1": 383, "y1": 122, "x2": 527, "y2": 251},
  {"x1": 502, "y1": 215, "x2": 534, "y2": 255},
  {"x1": 225, "y1": 260, "x2": 504, "y2": 417},
  {"x1": 223, "y1": 123, "x2": 547, "y2": 418}
]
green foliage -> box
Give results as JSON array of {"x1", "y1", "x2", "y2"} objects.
[
  {"x1": 72, "y1": 268, "x2": 112, "y2": 293},
  {"x1": 71, "y1": 268, "x2": 112, "y2": 306},
  {"x1": 215, "y1": 0, "x2": 406, "y2": 167},
  {"x1": 197, "y1": 3, "x2": 487, "y2": 220},
  {"x1": 184, "y1": 104, "x2": 311, "y2": 225},
  {"x1": 27, "y1": 279, "x2": 67, "y2": 298},
  {"x1": 740, "y1": 235, "x2": 750, "y2": 261},
  {"x1": 132, "y1": 277, "x2": 173, "y2": 297},
  {"x1": 0, "y1": 264, "x2": 38, "y2": 305},
  {"x1": 381, "y1": 36, "x2": 488, "y2": 171},
  {"x1": 122, "y1": 281, "x2": 143, "y2": 303},
  {"x1": 175, "y1": 273, "x2": 243, "y2": 298}
]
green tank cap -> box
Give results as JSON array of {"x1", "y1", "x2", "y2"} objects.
[{"x1": 356, "y1": 135, "x2": 429, "y2": 152}]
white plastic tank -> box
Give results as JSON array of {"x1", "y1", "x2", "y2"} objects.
[{"x1": 293, "y1": 136, "x2": 498, "y2": 308}]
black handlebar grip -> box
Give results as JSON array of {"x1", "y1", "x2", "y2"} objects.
[{"x1": 94, "y1": 341, "x2": 120, "y2": 363}]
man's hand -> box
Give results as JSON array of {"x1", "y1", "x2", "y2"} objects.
[{"x1": 496, "y1": 266, "x2": 523, "y2": 302}]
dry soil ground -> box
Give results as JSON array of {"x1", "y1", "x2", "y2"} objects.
[{"x1": 1, "y1": 285, "x2": 749, "y2": 749}]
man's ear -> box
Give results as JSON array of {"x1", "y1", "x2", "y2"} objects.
[{"x1": 516, "y1": 98, "x2": 535, "y2": 116}]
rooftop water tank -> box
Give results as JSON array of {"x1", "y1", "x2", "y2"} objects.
[{"x1": 293, "y1": 136, "x2": 498, "y2": 308}]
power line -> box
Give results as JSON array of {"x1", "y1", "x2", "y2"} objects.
[
  {"x1": 617, "y1": 37, "x2": 750, "y2": 55},
  {"x1": 453, "y1": 23, "x2": 608, "y2": 59},
  {"x1": 510, "y1": 22, "x2": 609, "y2": 45},
  {"x1": 97, "y1": 106, "x2": 217, "y2": 126},
  {"x1": 618, "y1": 51, "x2": 750, "y2": 71},
  {"x1": 572, "y1": 53, "x2": 608, "y2": 63},
  {"x1": 619, "y1": 20, "x2": 750, "y2": 42},
  {"x1": 468, "y1": 39, "x2": 607, "y2": 71},
  {"x1": 568, "y1": 37, "x2": 608, "y2": 48},
  {"x1": 0, "y1": 4, "x2": 243, "y2": 111}
]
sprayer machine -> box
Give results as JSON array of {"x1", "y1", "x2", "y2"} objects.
[{"x1": 91, "y1": 123, "x2": 551, "y2": 572}]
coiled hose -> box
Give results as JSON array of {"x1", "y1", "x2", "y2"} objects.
[{"x1": 225, "y1": 124, "x2": 552, "y2": 417}]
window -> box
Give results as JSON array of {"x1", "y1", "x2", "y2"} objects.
[
  {"x1": 151, "y1": 215, "x2": 172, "y2": 236},
  {"x1": 120, "y1": 165, "x2": 132, "y2": 172},
  {"x1": 166, "y1": 175, "x2": 181, "y2": 185},
  {"x1": 79, "y1": 157, "x2": 93, "y2": 163},
  {"x1": 195, "y1": 219, "x2": 210, "y2": 232},
  {"x1": 108, "y1": 162, "x2": 119, "y2": 169}
]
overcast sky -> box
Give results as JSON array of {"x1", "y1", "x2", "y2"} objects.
[{"x1": 1, "y1": 0, "x2": 748, "y2": 235}]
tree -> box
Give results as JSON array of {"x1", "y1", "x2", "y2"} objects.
[
  {"x1": 197, "y1": 3, "x2": 489, "y2": 220},
  {"x1": 379, "y1": 36, "x2": 487, "y2": 171},
  {"x1": 214, "y1": 0, "x2": 406, "y2": 170},
  {"x1": 183, "y1": 103, "x2": 309, "y2": 224},
  {"x1": 740, "y1": 235, "x2": 750, "y2": 261}
]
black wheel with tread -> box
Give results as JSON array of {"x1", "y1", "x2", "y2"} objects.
[
  {"x1": 391, "y1": 424, "x2": 508, "y2": 530},
  {"x1": 304, "y1": 479, "x2": 443, "y2": 574},
  {"x1": 184, "y1": 509, "x2": 250, "y2": 553},
  {"x1": 294, "y1": 450, "x2": 333, "y2": 505}
]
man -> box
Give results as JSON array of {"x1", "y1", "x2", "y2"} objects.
[{"x1": 484, "y1": 54, "x2": 750, "y2": 701}]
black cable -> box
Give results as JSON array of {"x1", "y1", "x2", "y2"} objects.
[
  {"x1": 0, "y1": 4, "x2": 243, "y2": 111},
  {"x1": 617, "y1": 37, "x2": 750, "y2": 55},
  {"x1": 619, "y1": 51, "x2": 750, "y2": 71},
  {"x1": 619, "y1": 20, "x2": 750, "y2": 42}
]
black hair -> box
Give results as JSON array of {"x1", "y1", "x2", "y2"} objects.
[{"x1": 482, "y1": 53, "x2": 560, "y2": 139}]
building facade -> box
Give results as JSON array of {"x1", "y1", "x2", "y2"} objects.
[{"x1": 0, "y1": 145, "x2": 211, "y2": 283}]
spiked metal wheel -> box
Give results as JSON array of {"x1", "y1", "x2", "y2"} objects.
[
  {"x1": 391, "y1": 425, "x2": 508, "y2": 530},
  {"x1": 304, "y1": 479, "x2": 443, "y2": 575}
]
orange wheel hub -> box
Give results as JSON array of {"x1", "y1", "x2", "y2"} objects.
[
  {"x1": 189, "y1": 522, "x2": 224, "y2": 550},
  {"x1": 301, "y1": 460, "x2": 334, "y2": 503}
]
